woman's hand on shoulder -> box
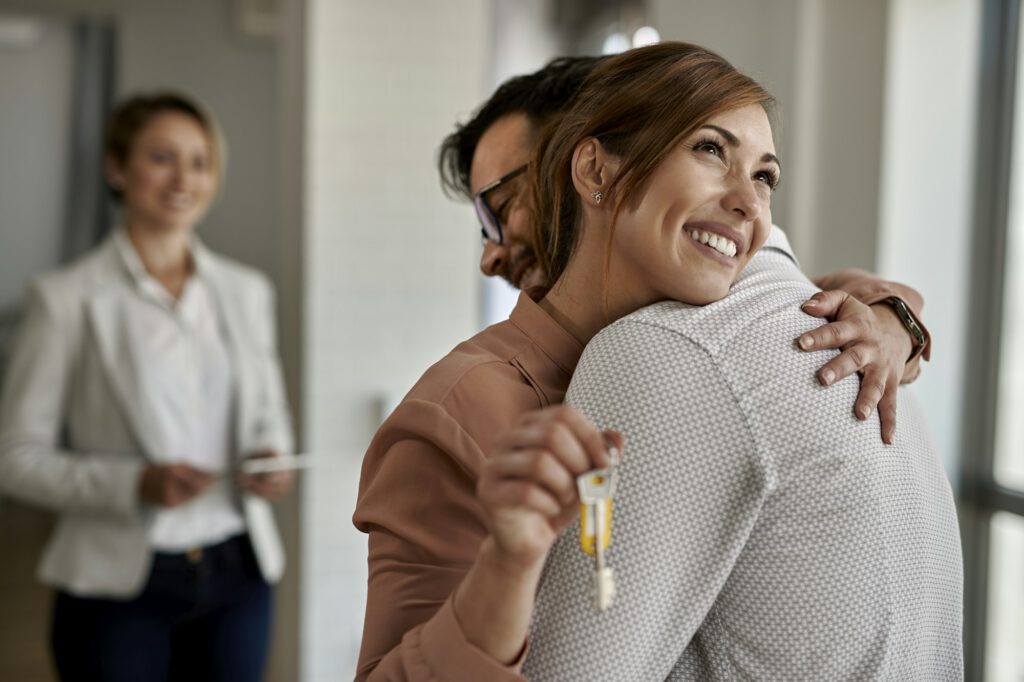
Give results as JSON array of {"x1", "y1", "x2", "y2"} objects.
[
  {"x1": 477, "y1": 405, "x2": 622, "y2": 571},
  {"x1": 797, "y1": 289, "x2": 913, "y2": 444}
]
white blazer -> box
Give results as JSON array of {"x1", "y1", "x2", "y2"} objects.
[{"x1": 0, "y1": 232, "x2": 293, "y2": 597}]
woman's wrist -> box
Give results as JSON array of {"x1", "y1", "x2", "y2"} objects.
[{"x1": 452, "y1": 536, "x2": 546, "y2": 666}]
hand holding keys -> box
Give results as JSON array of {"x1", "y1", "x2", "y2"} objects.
[{"x1": 577, "y1": 444, "x2": 621, "y2": 612}]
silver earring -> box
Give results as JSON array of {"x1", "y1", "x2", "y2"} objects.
[{"x1": 591, "y1": 190, "x2": 603, "y2": 205}]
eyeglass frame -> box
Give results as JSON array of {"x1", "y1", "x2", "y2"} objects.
[{"x1": 472, "y1": 163, "x2": 529, "y2": 245}]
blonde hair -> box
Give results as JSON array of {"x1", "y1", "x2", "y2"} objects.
[{"x1": 104, "y1": 91, "x2": 226, "y2": 201}]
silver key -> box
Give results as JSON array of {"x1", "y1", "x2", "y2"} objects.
[{"x1": 577, "y1": 449, "x2": 620, "y2": 612}]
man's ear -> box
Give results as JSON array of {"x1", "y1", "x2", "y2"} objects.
[{"x1": 571, "y1": 137, "x2": 620, "y2": 206}]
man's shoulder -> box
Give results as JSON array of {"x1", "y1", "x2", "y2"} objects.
[
  {"x1": 404, "y1": 319, "x2": 541, "y2": 406},
  {"x1": 361, "y1": 320, "x2": 551, "y2": 485},
  {"x1": 610, "y1": 261, "x2": 820, "y2": 359}
]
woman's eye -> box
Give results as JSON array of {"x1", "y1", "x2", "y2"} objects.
[
  {"x1": 694, "y1": 139, "x2": 724, "y2": 158},
  {"x1": 755, "y1": 170, "x2": 779, "y2": 191}
]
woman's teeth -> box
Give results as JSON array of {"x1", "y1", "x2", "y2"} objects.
[{"x1": 688, "y1": 229, "x2": 737, "y2": 257}]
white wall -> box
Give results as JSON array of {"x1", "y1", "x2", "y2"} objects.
[
  {"x1": 302, "y1": 1, "x2": 489, "y2": 678},
  {"x1": 877, "y1": 0, "x2": 982, "y2": 482}
]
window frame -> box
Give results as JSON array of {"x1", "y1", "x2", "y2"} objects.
[{"x1": 962, "y1": 0, "x2": 1024, "y2": 679}]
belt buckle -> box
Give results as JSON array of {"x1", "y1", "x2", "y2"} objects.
[{"x1": 185, "y1": 547, "x2": 203, "y2": 564}]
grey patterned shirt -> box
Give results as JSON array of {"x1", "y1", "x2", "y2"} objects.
[{"x1": 523, "y1": 231, "x2": 962, "y2": 681}]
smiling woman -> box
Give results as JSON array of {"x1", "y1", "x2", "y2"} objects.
[
  {"x1": 529, "y1": 42, "x2": 776, "y2": 337},
  {"x1": 0, "y1": 92, "x2": 295, "y2": 682}
]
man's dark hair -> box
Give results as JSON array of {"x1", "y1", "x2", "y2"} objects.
[{"x1": 438, "y1": 56, "x2": 603, "y2": 201}]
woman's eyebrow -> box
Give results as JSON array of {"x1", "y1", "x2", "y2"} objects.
[
  {"x1": 701, "y1": 124, "x2": 781, "y2": 170},
  {"x1": 702, "y1": 124, "x2": 739, "y2": 146}
]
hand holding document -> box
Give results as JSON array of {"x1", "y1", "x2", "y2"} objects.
[{"x1": 238, "y1": 453, "x2": 318, "y2": 475}]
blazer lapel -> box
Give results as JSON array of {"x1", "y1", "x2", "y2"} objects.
[
  {"x1": 86, "y1": 291, "x2": 168, "y2": 460},
  {"x1": 198, "y1": 248, "x2": 255, "y2": 459}
]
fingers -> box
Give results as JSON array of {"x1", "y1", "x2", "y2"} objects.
[
  {"x1": 853, "y1": 367, "x2": 886, "y2": 422},
  {"x1": 800, "y1": 318, "x2": 874, "y2": 357},
  {"x1": 239, "y1": 473, "x2": 294, "y2": 501},
  {"x1": 814, "y1": 343, "x2": 868, "y2": 386},
  {"x1": 478, "y1": 478, "x2": 563, "y2": 519},
  {"x1": 169, "y1": 464, "x2": 215, "y2": 491},
  {"x1": 877, "y1": 381, "x2": 898, "y2": 445},
  {"x1": 496, "y1": 405, "x2": 610, "y2": 471},
  {"x1": 487, "y1": 449, "x2": 578, "y2": 504},
  {"x1": 481, "y1": 406, "x2": 616, "y2": 520},
  {"x1": 799, "y1": 289, "x2": 853, "y2": 320}
]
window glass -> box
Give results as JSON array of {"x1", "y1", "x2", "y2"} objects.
[
  {"x1": 986, "y1": 512, "x2": 1024, "y2": 681},
  {"x1": 994, "y1": 9, "x2": 1024, "y2": 491}
]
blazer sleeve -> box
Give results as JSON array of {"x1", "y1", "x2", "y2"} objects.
[
  {"x1": 0, "y1": 280, "x2": 145, "y2": 519},
  {"x1": 252, "y1": 275, "x2": 294, "y2": 455},
  {"x1": 353, "y1": 399, "x2": 527, "y2": 682}
]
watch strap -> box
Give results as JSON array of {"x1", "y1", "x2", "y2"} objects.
[{"x1": 884, "y1": 296, "x2": 929, "y2": 363}]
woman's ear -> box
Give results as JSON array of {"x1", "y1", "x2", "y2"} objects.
[
  {"x1": 104, "y1": 155, "x2": 125, "y2": 191},
  {"x1": 571, "y1": 137, "x2": 620, "y2": 207}
]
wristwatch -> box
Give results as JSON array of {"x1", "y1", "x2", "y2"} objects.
[{"x1": 884, "y1": 296, "x2": 928, "y2": 362}]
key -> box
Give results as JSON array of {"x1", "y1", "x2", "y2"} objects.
[{"x1": 577, "y1": 447, "x2": 620, "y2": 612}]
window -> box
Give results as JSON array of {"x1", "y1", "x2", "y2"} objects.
[{"x1": 963, "y1": 1, "x2": 1024, "y2": 680}]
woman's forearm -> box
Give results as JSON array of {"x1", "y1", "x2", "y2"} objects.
[{"x1": 452, "y1": 535, "x2": 545, "y2": 665}]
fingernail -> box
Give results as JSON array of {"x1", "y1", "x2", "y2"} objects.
[
  {"x1": 821, "y1": 369, "x2": 835, "y2": 385},
  {"x1": 801, "y1": 299, "x2": 816, "y2": 308},
  {"x1": 857, "y1": 406, "x2": 869, "y2": 420},
  {"x1": 799, "y1": 335, "x2": 814, "y2": 349}
]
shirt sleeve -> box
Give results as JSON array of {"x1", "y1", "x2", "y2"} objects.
[
  {"x1": 0, "y1": 281, "x2": 145, "y2": 518},
  {"x1": 522, "y1": 320, "x2": 771, "y2": 682},
  {"x1": 353, "y1": 399, "x2": 528, "y2": 682}
]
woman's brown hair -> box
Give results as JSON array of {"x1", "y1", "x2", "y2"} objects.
[
  {"x1": 531, "y1": 41, "x2": 775, "y2": 285},
  {"x1": 104, "y1": 92, "x2": 225, "y2": 202}
]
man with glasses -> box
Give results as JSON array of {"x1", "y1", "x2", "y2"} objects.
[
  {"x1": 438, "y1": 57, "x2": 601, "y2": 292},
  {"x1": 353, "y1": 56, "x2": 932, "y2": 681}
]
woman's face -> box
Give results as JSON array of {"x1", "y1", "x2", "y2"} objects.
[
  {"x1": 108, "y1": 111, "x2": 217, "y2": 234},
  {"x1": 607, "y1": 103, "x2": 778, "y2": 309}
]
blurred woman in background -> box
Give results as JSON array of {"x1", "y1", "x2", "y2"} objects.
[{"x1": 0, "y1": 92, "x2": 293, "y2": 682}]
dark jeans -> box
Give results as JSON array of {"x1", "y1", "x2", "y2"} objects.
[{"x1": 51, "y1": 534, "x2": 272, "y2": 682}]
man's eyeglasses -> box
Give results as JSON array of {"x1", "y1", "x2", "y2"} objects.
[{"x1": 473, "y1": 164, "x2": 528, "y2": 245}]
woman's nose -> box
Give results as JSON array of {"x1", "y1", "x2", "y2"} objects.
[{"x1": 723, "y1": 175, "x2": 761, "y2": 221}]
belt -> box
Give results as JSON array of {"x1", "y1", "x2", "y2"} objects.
[{"x1": 153, "y1": 534, "x2": 250, "y2": 570}]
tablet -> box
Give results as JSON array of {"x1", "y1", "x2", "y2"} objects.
[{"x1": 239, "y1": 453, "x2": 316, "y2": 475}]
